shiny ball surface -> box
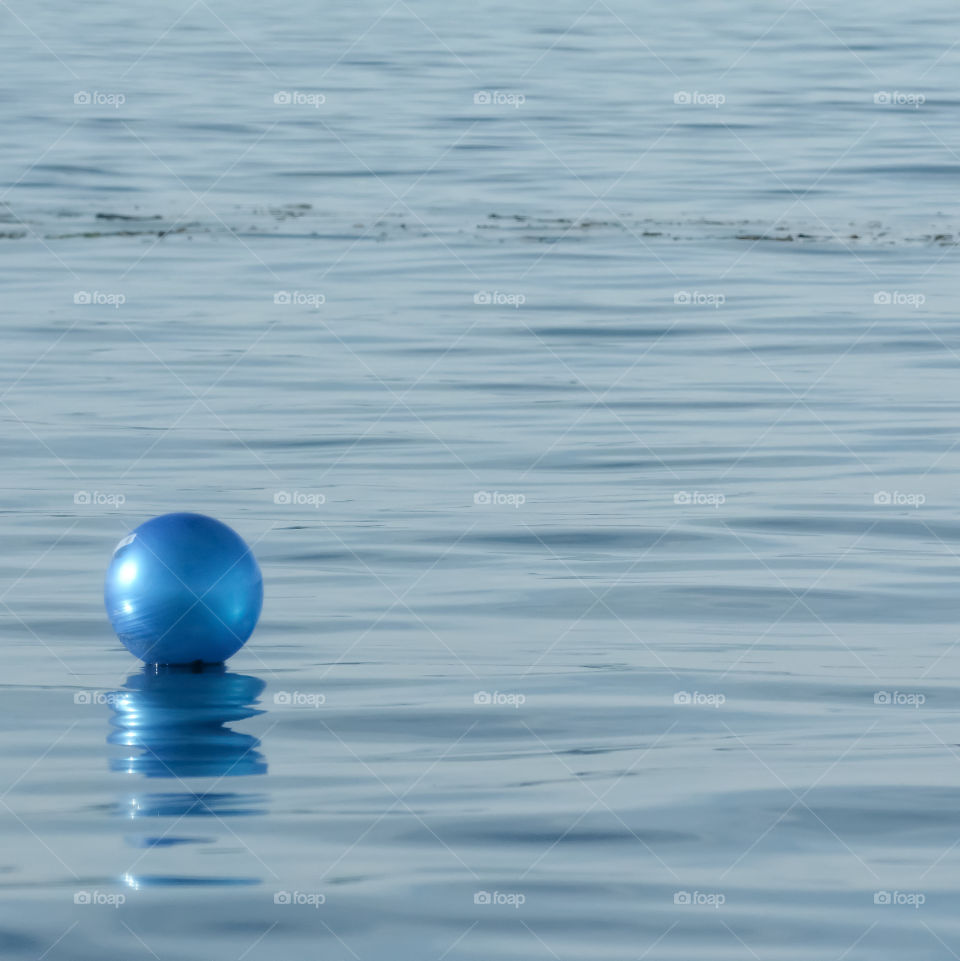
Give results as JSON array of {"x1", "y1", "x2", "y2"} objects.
[{"x1": 104, "y1": 513, "x2": 263, "y2": 665}]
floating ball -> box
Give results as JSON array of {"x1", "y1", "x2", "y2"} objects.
[{"x1": 104, "y1": 513, "x2": 263, "y2": 665}]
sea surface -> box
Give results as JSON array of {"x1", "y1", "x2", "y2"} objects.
[{"x1": 1, "y1": 1, "x2": 960, "y2": 958}]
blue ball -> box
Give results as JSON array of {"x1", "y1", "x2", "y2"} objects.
[{"x1": 104, "y1": 513, "x2": 263, "y2": 665}]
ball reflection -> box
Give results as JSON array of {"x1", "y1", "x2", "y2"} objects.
[{"x1": 107, "y1": 663, "x2": 267, "y2": 779}]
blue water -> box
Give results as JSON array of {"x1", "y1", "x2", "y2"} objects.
[{"x1": 2, "y1": 1, "x2": 960, "y2": 957}]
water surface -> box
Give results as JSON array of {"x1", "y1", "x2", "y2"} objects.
[{"x1": 2, "y1": 1, "x2": 960, "y2": 958}]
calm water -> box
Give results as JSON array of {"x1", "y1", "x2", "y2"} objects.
[{"x1": 2, "y1": 1, "x2": 960, "y2": 958}]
